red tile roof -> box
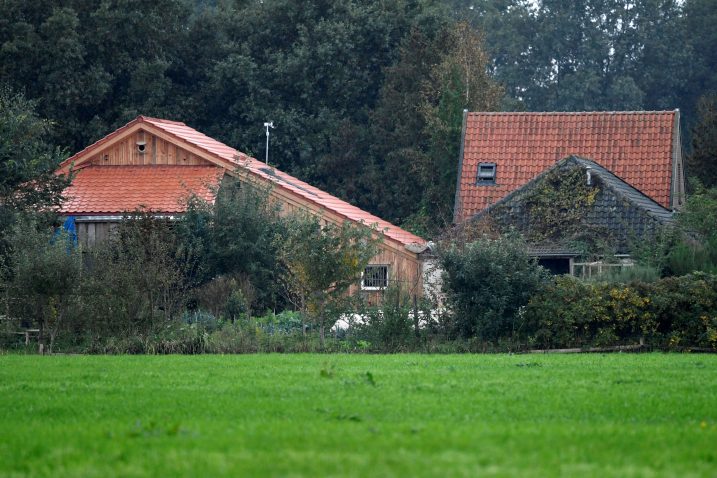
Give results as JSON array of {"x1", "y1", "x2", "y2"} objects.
[
  {"x1": 454, "y1": 111, "x2": 679, "y2": 223},
  {"x1": 61, "y1": 166, "x2": 223, "y2": 215},
  {"x1": 61, "y1": 116, "x2": 426, "y2": 248}
]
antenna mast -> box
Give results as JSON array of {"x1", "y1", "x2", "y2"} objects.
[{"x1": 264, "y1": 121, "x2": 275, "y2": 165}]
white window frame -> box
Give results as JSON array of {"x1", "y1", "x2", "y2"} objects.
[{"x1": 361, "y1": 264, "x2": 389, "y2": 291}]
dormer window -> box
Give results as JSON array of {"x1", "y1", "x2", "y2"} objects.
[{"x1": 477, "y1": 162, "x2": 496, "y2": 184}]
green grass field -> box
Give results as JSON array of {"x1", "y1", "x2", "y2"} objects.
[{"x1": 0, "y1": 354, "x2": 715, "y2": 477}]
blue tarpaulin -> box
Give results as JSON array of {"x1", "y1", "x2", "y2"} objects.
[{"x1": 53, "y1": 216, "x2": 78, "y2": 248}]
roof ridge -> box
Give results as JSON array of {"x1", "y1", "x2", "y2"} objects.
[
  {"x1": 468, "y1": 110, "x2": 677, "y2": 116},
  {"x1": 79, "y1": 164, "x2": 221, "y2": 168},
  {"x1": 139, "y1": 116, "x2": 187, "y2": 125}
]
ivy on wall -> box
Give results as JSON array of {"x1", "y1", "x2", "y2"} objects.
[
  {"x1": 491, "y1": 164, "x2": 599, "y2": 243},
  {"x1": 455, "y1": 160, "x2": 672, "y2": 260}
]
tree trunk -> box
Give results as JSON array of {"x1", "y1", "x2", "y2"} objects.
[{"x1": 49, "y1": 309, "x2": 63, "y2": 355}]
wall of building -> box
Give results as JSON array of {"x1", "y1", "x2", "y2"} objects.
[
  {"x1": 76, "y1": 221, "x2": 117, "y2": 248},
  {"x1": 85, "y1": 130, "x2": 206, "y2": 167}
]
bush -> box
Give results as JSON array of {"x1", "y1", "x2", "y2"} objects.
[
  {"x1": 666, "y1": 185, "x2": 717, "y2": 275},
  {"x1": 438, "y1": 233, "x2": 550, "y2": 340},
  {"x1": 279, "y1": 213, "x2": 380, "y2": 346},
  {"x1": 178, "y1": 178, "x2": 288, "y2": 312},
  {"x1": 353, "y1": 286, "x2": 415, "y2": 352},
  {"x1": 524, "y1": 276, "x2": 654, "y2": 348},
  {"x1": 77, "y1": 213, "x2": 200, "y2": 338},
  {"x1": 525, "y1": 273, "x2": 717, "y2": 350},
  {"x1": 647, "y1": 273, "x2": 717, "y2": 349},
  {"x1": 595, "y1": 264, "x2": 661, "y2": 284}
]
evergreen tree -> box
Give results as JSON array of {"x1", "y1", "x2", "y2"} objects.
[{"x1": 688, "y1": 95, "x2": 717, "y2": 188}]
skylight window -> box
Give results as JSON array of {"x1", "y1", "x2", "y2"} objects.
[{"x1": 477, "y1": 162, "x2": 496, "y2": 184}]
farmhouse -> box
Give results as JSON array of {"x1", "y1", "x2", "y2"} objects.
[
  {"x1": 452, "y1": 110, "x2": 685, "y2": 273},
  {"x1": 462, "y1": 156, "x2": 675, "y2": 274},
  {"x1": 453, "y1": 110, "x2": 686, "y2": 224},
  {"x1": 56, "y1": 116, "x2": 432, "y2": 298}
]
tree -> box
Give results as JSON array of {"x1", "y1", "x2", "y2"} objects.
[
  {"x1": 0, "y1": 0, "x2": 194, "y2": 148},
  {"x1": 682, "y1": 0, "x2": 717, "y2": 121},
  {"x1": 177, "y1": 176, "x2": 289, "y2": 313},
  {"x1": 687, "y1": 94, "x2": 717, "y2": 188},
  {"x1": 439, "y1": 233, "x2": 549, "y2": 340},
  {"x1": 364, "y1": 21, "x2": 502, "y2": 235},
  {"x1": 0, "y1": 86, "x2": 70, "y2": 266},
  {"x1": 279, "y1": 215, "x2": 380, "y2": 346},
  {"x1": 79, "y1": 213, "x2": 202, "y2": 337},
  {"x1": 455, "y1": 0, "x2": 693, "y2": 113},
  {"x1": 2, "y1": 219, "x2": 82, "y2": 353},
  {"x1": 362, "y1": 26, "x2": 452, "y2": 229},
  {"x1": 666, "y1": 184, "x2": 717, "y2": 275},
  {"x1": 418, "y1": 22, "x2": 503, "y2": 230}
]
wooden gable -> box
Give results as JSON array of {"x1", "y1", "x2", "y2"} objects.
[{"x1": 59, "y1": 123, "x2": 220, "y2": 172}]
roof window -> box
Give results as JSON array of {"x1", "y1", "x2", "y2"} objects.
[{"x1": 477, "y1": 162, "x2": 496, "y2": 184}]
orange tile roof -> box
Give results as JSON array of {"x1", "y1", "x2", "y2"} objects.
[
  {"x1": 61, "y1": 116, "x2": 426, "y2": 248},
  {"x1": 454, "y1": 111, "x2": 679, "y2": 223},
  {"x1": 61, "y1": 165, "x2": 223, "y2": 215}
]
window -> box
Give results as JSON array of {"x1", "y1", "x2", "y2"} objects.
[
  {"x1": 477, "y1": 162, "x2": 496, "y2": 184},
  {"x1": 362, "y1": 265, "x2": 389, "y2": 290}
]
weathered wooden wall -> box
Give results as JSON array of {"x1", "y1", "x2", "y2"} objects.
[
  {"x1": 348, "y1": 247, "x2": 424, "y2": 304},
  {"x1": 76, "y1": 222, "x2": 118, "y2": 248}
]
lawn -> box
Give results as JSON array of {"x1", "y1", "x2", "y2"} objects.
[{"x1": 0, "y1": 354, "x2": 715, "y2": 477}]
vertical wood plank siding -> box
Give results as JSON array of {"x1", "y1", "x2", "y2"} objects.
[
  {"x1": 77, "y1": 222, "x2": 116, "y2": 248},
  {"x1": 88, "y1": 132, "x2": 205, "y2": 166}
]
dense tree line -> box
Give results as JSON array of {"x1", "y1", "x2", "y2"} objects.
[{"x1": 1, "y1": 0, "x2": 716, "y2": 234}]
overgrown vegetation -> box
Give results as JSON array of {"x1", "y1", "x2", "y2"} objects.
[
  {"x1": 0, "y1": 87, "x2": 70, "y2": 267},
  {"x1": 438, "y1": 233, "x2": 550, "y2": 341},
  {"x1": 2, "y1": 1, "x2": 717, "y2": 355},
  {"x1": 280, "y1": 213, "x2": 380, "y2": 346},
  {"x1": 3, "y1": 204, "x2": 717, "y2": 354},
  {"x1": 178, "y1": 177, "x2": 289, "y2": 313},
  {"x1": 631, "y1": 183, "x2": 717, "y2": 276},
  {"x1": 525, "y1": 273, "x2": 717, "y2": 350},
  {"x1": 1, "y1": 219, "x2": 81, "y2": 353}
]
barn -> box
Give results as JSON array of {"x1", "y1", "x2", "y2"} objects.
[{"x1": 56, "y1": 116, "x2": 434, "y2": 299}]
